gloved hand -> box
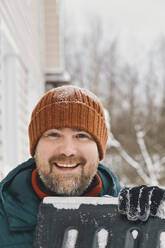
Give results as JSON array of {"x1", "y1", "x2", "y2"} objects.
[{"x1": 118, "y1": 185, "x2": 165, "y2": 221}]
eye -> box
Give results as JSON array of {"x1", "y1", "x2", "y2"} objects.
[
  {"x1": 76, "y1": 133, "x2": 89, "y2": 139},
  {"x1": 48, "y1": 132, "x2": 60, "y2": 137},
  {"x1": 44, "y1": 132, "x2": 61, "y2": 139}
]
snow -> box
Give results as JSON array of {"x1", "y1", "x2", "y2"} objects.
[
  {"x1": 62, "y1": 229, "x2": 165, "y2": 248},
  {"x1": 62, "y1": 228, "x2": 109, "y2": 248},
  {"x1": 97, "y1": 229, "x2": 108, "y2": 248},
  {"x1": 160, "y1": 232, "x2": 165, "y2": 248},
  {"x1": 156, "y1": 200, "x2": 165, "y2": 219},
  {"x1": 43, "y1": 196, "x2": 118, "y2": 209},
  {"x1": 51, "y1": 85, "x2": 99, "y2": 103},
  {"x1": 132, "y1": 230, "x2": 138, "y2": 240},
  {"x1": 63, "y1": 229, "x2": 78, "y2": 248}
]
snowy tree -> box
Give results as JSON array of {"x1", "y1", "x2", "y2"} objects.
[{"x1": 64, "y1": 15, "x2": 165, "y2": 187}]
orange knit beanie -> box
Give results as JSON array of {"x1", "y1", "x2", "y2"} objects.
[{"x1": 28, "y1": 85, "x2": 108, "y2": 160}]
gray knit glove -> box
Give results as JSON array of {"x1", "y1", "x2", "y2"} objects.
[{"x1": 118, "y1": 185, "x2": 165, "y2": 221}]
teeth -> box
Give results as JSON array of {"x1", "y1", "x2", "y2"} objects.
[{"x1": 55, "y1": 163, "x2": 79, "y2": 168}]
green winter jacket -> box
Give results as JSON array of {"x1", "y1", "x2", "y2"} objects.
[{"x1": 0, "y1": 158, "x2": 121, "y2": 247}]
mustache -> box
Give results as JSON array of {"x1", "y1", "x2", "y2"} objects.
[{"x1": 49, "y1": 154, "x2": 86, "y2": 165}]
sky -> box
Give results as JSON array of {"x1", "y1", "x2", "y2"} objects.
[{"x1": 64, "y1": 0, "x2": 165, "y2": 61}]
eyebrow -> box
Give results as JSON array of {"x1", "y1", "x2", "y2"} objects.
[
  {"x1": 54, "y1": 128, "x2": 86, "y2": 132},
  {"x1": 45, "y1": 128, "x2": 86, "y2": 133}
]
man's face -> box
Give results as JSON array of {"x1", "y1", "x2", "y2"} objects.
[{"x1": 34, "y1": 128, "x2": 99, "y2": 196}]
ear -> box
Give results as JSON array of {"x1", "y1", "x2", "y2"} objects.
[{"x1": 33, "y1": 152, "x2": 36, "y2": 159}]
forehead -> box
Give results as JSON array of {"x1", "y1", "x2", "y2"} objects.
[{"x1": 44, "y1": 128, "x2": 90, "y2": 134}]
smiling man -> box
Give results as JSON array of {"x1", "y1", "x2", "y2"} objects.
[
  {"x1": 29, "y1": 86, "x2": 121, "y2": 200},
  {"x1": 0, "y1": 85, "x2": 165, "y2": 247}
]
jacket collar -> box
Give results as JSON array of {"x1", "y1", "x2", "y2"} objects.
[{"x1": 31, "y1": 168, "x2": 103, "y2": 199}]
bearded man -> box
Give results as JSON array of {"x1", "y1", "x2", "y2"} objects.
[{"x1": 0, "y1": 85, "x2": 164, "y2": 247}]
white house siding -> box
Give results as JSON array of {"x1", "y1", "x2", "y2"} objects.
[
  {"x1": 0, "y1": 0, "x2": 46, "y2": 177},
  {"x1": 0, "y1": 30, "x2": 3, "y2": 179},
  {"x1": 14, "y1": 57, "x2": 29, "y2": 164},
  {"x1": 44, "y1": 0, "x2": 64, "y2": 72}
]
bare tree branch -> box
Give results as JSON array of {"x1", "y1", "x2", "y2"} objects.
[
  {"x1": 136, "y1": 129, "x2": 158, "y2": 185},
  {"x1": 109, "y1": 132, "x2": 151, "y2": 184}
]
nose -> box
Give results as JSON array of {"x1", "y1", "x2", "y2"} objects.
[{"x1": 58, "y1": 137, "x2": 77, "y2": 157}]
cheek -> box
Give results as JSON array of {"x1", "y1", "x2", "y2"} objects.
[
  {"x1": 84, "y1": 144, "x2": 99, "y2": 171},
  {"x1": 34, "y1": 142, "x2": 55, "y2": 172},
  {"x1": 81, "y1": 143, "x2": 99, "y2": 160},
  {"x1": 35, "y1": 141, "x2": 55, "y2": 158}
]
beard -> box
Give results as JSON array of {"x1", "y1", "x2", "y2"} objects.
[{"x1": 35, "y1": 154, "x2": 98, "y2": 196}]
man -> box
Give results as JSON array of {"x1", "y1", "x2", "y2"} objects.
[{"x1": 0, "y1": 85, "x2": 164, "y2": 247}]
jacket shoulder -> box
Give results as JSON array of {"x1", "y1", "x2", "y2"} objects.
[
  {"x1": 0, "y1": 158, "x2": 35, "y2": 186},
  {"x1": 0, "y1": 158, "x2": 37, "y2": 246},
  {"x1": 97, "y1": 163, "x2": 122, "y2": 197}
]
